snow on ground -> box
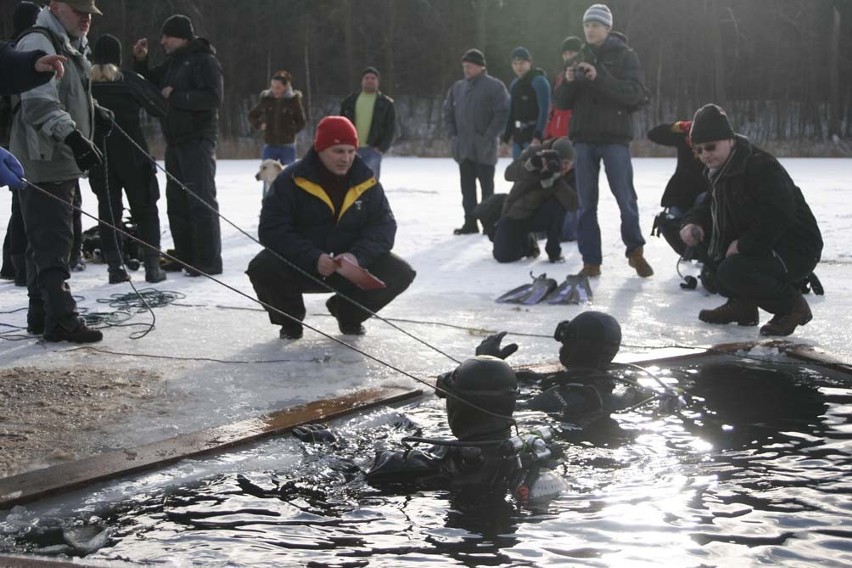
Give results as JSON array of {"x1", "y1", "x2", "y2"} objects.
[{"x1": 1, "y1": 156, "x2": 850, "y2": 453}]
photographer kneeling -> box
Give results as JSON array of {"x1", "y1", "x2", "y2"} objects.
[{"x1": 492, "y1": 137, "x2": 577, "y2": 263}]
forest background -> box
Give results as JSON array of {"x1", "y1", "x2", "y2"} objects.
[{"x1": 2, "y1": 0, "x2": 850, "y2": 157}]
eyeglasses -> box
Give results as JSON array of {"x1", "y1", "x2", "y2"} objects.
[{"x1": 693, "y1": 143, "x2": 717, "y2": 155}]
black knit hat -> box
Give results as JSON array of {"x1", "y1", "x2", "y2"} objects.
[
  {"x1": 561, "y1": 36, "x2": 583, "y2": 54},
  {"x1": 510, "y1": 46, "x2": 531, "y2": 61},
  {"x1": 161, "y1": 14, "x2": 194, "y2": 40},
  {"x1": 461, "y1": 48, "x2": 486, "y2": 67},
  {"x1": 361, "y1": 66, "x2": 380, "y2": 79},
  {"x1": 93, "y1": 34, "x2": 122, "y2": 66},
  {"x1": 13, "y1": 2, "x2": 40, "y2": 39},
  {"x1": 689, "y1": 104, "x2": 735, "y2": 145}
]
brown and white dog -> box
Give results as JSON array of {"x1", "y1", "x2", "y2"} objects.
[{"x1": 255, "y1": 159, "x2": 285, "y2": 187}]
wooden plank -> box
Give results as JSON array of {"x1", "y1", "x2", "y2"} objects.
[{"x1": 0, "y1": 386, "x2": 422, "y2": 509}]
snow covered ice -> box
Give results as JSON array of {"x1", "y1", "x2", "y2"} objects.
[{"x1": 1, "y1": 156, "x2": 850, "y2": 451}]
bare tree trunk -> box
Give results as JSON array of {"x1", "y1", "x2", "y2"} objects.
[
  {"x1": 381, "y1": 0, "x2": 398, "y2": 94},
  {"x1": 341, "y1": 0, "x2": 354, "y2": 92},
  {"x1": 827, "y1": 3, "x2": 841, "y2": 140},
  {"x1": 709, "y1": 0, "x2": 727, "y2": 106},
  {"x1": 473, "y1": 0, "x2": 487, "y2": 53}
]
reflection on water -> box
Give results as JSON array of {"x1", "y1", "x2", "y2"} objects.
[{"x1": 2, "y1": 357, "x2": 851, "y2": 566}]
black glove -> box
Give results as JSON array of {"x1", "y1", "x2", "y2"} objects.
[
  {"x1": 292, "y1": 423, "x2": 337, "y2": 444},
  {"x1": 64, "y1": 129, "x2": 104, "y2": 172},
  {"x1": 475, "y1": 331, "x2": 519, "y2": 359},
  {"x1": 94, "y1": 105, "x2": 115, "y2": 135}
]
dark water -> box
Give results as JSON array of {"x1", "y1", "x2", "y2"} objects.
[{"x1": 3, "y1": 356, "x2": 852, "y2": 566}]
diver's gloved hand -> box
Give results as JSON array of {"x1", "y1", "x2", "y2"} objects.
[
  {"x1": 434, "y1": 371, "x2": 452, "y2": 398},
  {"x1": 292, "y1": 423, "x2": 337, "y2": 443},
  {"x1": 475, "y1": 331, "x2": 519, "y2": 360}
]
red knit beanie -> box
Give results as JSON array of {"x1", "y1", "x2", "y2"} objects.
[{"x1": 314, "y1": 116, "x2": 359, "y2": 152}]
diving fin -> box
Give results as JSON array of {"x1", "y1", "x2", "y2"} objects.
[
  {"x1": 545, "y1": 274, "x2": 593, "y2": 304},
  {"x1": 496, "y1": 272, "x2": 557, "y2": 305}
]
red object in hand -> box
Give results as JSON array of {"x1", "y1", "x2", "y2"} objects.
[{"x1": 334, "y1": 256, "x2": 386, "y2": 290}]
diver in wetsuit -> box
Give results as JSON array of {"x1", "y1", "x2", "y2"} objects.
[
  {"x1": 364, "y1": 355, "x2": 565, "y2": 501},
  {"x1": 477, "y1": 310, "x2": 642, "y2": 429}
]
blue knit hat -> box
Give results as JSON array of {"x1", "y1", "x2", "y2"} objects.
[{"x1": 583, "y1": 4, "x2": 613, "y2": 28}]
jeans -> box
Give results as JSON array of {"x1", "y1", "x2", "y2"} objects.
[
  {"x1": 511, "y1": 141, "x2": 531, "y2": 160},
  {"x1": 459, "y1": 159, "x2": 495, "y2": 222},
  {"x1": 357, "y1": 147, "x2": 383, "y2": 180},
  {"x1": 262, "y1": 144, "x2": 297, "y2": 166},
  {"x1": 573, "y1": 142, "x2": 645, "y2": 265}
]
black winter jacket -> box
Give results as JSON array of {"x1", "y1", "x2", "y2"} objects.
[
  {"x1": 340, "y1": 91, "x2": 397, "y2": 153},
  {"x1": 554, "y1": 33, "x2": 646, "y2": 145},
  {"x1": 647, "y1": 122, "x2": 708, "y2": 210},
  {"x1": 0, "y1": 40, "x2": 53, "y2": 95},
  {"x1": 682, "y1": 136, "x2": 822, "y2": 274},
  {"x1": 91, "y1": 67, "x2": 168, "y2": 182},
  {"x1": 134, "y1": 38, "x2": 223, "y2": 145},
  {"x1": 259, "y1": 149, "x2": 397, "y2": 273}
]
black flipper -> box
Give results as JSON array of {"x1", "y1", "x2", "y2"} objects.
[{"x1": 520, "y1": 273, "x2": 558, "y2": 305}]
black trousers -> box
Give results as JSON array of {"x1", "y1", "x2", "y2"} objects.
[
  {"x1": 492, "y1": 199, "x2": 567, "y2": 263},
  {"x1": 165, "y1": 138, "x2": 222, "y2": 272},
  {"x1": 246, "y1": 248, "x2": 416, "y2": 328},
  {"x1": 18, "y1": 179, "x2": 81, "y2": 332},
  {"x1": 716, "y1": 252, "x2": 817, "y2": 314},
  {"x1": 459, "y1": 159, "x2": 495, "y2": 222},
  {"x1": 1, "y1": 188, "x2": 27, "y2": 279},
  {"x1": 89, "y1": 160, "x2": 162, "y2": 262}
]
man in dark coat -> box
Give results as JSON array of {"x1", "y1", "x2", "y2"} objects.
[
  {"x1": 554, "y1": 4, "x2": 652, "y2": 279},
  {"x1": 340, "y1": 66, "x2": 396, "y2": 180},
  {"x1": 680, "y1": 104, "x2": 823, "y2": 337},
  {"x1": 647, "y1": 120, "x2": 709, "y2": 257},
  {"x1": 492, "y1": 137, "x2": 577, "y2": 263},
  {"x1": 502, "y1": 47, "x2": 551, "y2": 159},
  {"x1": 443, "y1": 48, "x2": 510, "y2": 235},
  {"x1": 246, "y1": 116, "x2": 416, "y2": 340},
  {"x1": 133, "y1": 14, "x2": 223, "y2": 276},
  {"x1": 90, "y1": 34, "x2": 169, "y2": 284}
]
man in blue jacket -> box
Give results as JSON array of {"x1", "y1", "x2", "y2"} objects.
[{"x1": 246, "y1": 116, "x2": 416, "y2": 340}]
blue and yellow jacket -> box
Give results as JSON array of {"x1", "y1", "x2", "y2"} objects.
[{"x1": 258, "y1": 148, "x2": 397, "y2": 273}]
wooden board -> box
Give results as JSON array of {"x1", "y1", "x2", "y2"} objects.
[{"x1": 0, "y1": 386, "x2": 422, "y2": 509}]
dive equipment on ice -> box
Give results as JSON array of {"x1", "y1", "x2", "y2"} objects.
[
  {"x1": 545, "y1": 274, "x2": 593, "y2": 304},
  {"x1": 496, "y1": 272, "x2": 557, "y2": 305}
]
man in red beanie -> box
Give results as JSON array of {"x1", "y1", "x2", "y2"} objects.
[{"x1": 246, "y1": 116, "x2": 416, "y2": 339}]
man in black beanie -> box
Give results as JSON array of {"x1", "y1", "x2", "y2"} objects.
[
  {"x1": 680, "y1": 104, "x2": 823, "y2": 336},
  {"x1": 443, "y1": 48, "x2": 510, "y2": 235},
  {"x1": 132, "y1": 14, "x2": 224, "y2": 276}
]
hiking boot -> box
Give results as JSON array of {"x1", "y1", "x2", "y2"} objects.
[
  {"x1": 698, "y1": 298, "x2": 759, "y2": 326},
  {"x1": 144, "y1": 257, "x2": 167, "y2": 283},
  {"x1": 279, "y1": 322, "x2": 304, "y2": 340},
  {"x1": 453, "y1": 221, "x2": 479, "y2": 235},
  {"x1": 628, "y1": 247, "x2": 654, "y2": 278},
  {"x1": 339, "y1": 321, "x2": 366, "y2": 336},
  {"x1": 26, "y1": 302, "x2": 45, "y2": 335},
  {"x1": 108, "y1": 267, "x2": 131, "y2": 284},
  {"x1": 161, "y1": 259, "x2": 184, "y2": 272},
  {"x1": 759, "y1": 294, "x2": 812, "y2": 336},
  {"x1": 548, "y1": 254, "x2": 565, "y2": 264},
  {"x1": 70, "y1": 258, "x2": 86, "y2": 272},
  {"x1": 575, "y1": 264, "x2": 601, "y2": 278},
  {"x1": 44, "y1": 322, "x2": 103, "y2": 343}
]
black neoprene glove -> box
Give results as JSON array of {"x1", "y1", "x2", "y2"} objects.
[
  {"x1": 64, "y1": 129, "x2": 104, "y2": 172},
  {"x1": 94, "y1": 104, "x2": 115, "y2": 134},
  {"x1": 475, "y1": 331, "x2": 519, "y2": 359}
]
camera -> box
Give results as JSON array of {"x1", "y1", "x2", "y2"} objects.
[
  {"x1": 573, "y1": 64, "x2": 587, "y2": 83},
  {"x1": 539, "y1": 150, "x2": 560, "y2": 174}
]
